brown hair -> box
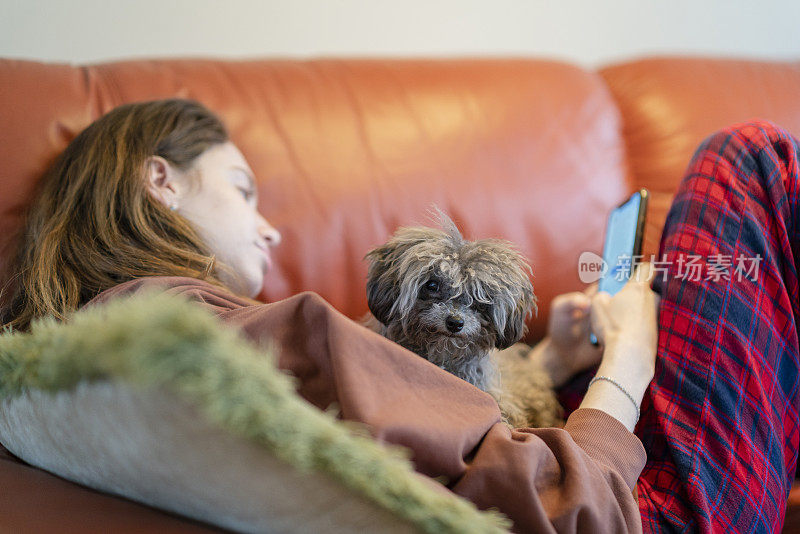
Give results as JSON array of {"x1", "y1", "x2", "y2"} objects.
[{"x1": 1, "y1": 98, "x2": 236, "y2": 332}]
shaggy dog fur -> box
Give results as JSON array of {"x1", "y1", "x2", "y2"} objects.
[{"x1": 362, "y1": 210, "x2": 562, "y2": 428}]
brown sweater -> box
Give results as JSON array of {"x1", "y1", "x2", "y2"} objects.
[{"x1": 88, "y1": 276, "x2": 647, "y2": 533}]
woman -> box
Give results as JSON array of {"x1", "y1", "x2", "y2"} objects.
[{"x1": 0, "y1": 99, "x2": 794, "y2": 533}]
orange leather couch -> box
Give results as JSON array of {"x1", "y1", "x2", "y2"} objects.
[{"x1": 1, "y1": 56, "x2": 799, "y2": 532}]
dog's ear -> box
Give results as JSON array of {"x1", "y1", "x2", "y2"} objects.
[
  {"x1": 495, "y1": 284, "x2": 537, "y2": 349},
  {"x1": 478, "y1": 242, "x2": 537, "y2": 349},
  {"x1": 364, "y1": 245, "x2": 400, "y2": 325}
]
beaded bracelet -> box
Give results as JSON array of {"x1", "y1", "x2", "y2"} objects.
[{"x1": 587, "y1": 375, "x2": 641, "y2": 422}]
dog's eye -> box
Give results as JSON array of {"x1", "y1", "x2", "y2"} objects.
[
  {"x1": 475, "y1": 302, "x2": 492, "y2": 315},
  {"x1": 423, "y1": 280, "x2": 440, "y2": 293}
]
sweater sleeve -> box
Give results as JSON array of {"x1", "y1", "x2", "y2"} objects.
[
  {"x1": 450, "y1": 409, "x2": 645, "y2": 533},
  {"x1": 90, "y1": 278, "x2": 646, "y2": 533}
]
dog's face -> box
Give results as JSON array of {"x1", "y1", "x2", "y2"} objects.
[{"x1": 365, "y1": 213, "x2": 537, "y2": 365}]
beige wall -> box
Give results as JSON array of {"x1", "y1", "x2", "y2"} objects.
[{"x1": 2, "y1": 0, "x2": 799, "y2": 66}]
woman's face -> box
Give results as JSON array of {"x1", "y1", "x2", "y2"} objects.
[{"x1": 153, "y1": 142, "x2": 281, "y2": 297}]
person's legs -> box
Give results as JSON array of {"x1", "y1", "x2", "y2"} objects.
[{"x1": 637, "y1": 120, "x2": 800, "y2": 533}]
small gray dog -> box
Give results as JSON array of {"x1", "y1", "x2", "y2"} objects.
[{"x1": 362, "y1": 209, "x2": 562, "y2": 428}]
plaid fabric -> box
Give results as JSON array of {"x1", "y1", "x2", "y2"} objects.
[{"x1": 637, "y1": 121, "x2": 800, "y2": 533}]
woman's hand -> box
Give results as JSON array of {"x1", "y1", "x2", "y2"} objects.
[
  {"x1": 546, "y1": 284, "x2": 604, "y2": 377},
  {"x1": 589, "y1": 262, "x2": 660, "y2": 386},
  {"x1": 581, "y1": 262, "x2": 661, "y2": 431},
  {"x1": 528, "y1": 284, "x2": 602, "y2": 388}
]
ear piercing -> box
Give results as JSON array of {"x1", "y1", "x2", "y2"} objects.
[{"x1": 169, "y1": 202, "x2": 178, "y2": 211}]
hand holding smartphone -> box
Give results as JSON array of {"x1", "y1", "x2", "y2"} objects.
[{"x1": 589, "y1": 189, "x2": 649, "y2": 345}]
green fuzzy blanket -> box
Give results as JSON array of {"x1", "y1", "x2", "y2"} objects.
[{"x1": 0, "y1": 291, "x2": 511, "y2": 533}]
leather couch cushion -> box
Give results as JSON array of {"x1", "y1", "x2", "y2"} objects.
[
  {"x1": 600, "y1": 57, "x2": 800, "y2": 257},
  {"x1": 0, "y1": 452, "x2": 217, "y2": 533}
]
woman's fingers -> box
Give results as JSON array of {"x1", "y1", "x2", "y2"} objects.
[
  {"x1": 591, "y1": 261, "x2": 660, "y2": 363},
  {"x1": 584, "y1": 282, "x2": 599, "y2": 298},
  {"x1": 549, "y1": 264, "x2": 658, "y2": 354},
  {"x1": 589, "y1": 291, "x2": 612, "y2": 345},
  {"x1": 551, "y1": 292, "x2": 589, "y2": 318},
  {"x1": 631, "y1": 260, "x2": 654, "y2": 284}
]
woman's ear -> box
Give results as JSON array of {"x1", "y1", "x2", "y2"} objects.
[{"x1": 145, "y1": 155, "x2": 182, "y2": 209}]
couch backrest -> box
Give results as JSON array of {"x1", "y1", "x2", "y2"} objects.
[
  {"x1": 601, "y1": 57, "x2": 800, "y2": 257},
  {"x1": 0, "y1": 58, "x2": 629, "y2": 339}
]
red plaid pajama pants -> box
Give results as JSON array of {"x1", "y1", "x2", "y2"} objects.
[{"x1": 637, "y1": 121, "x2": 800, "y2": 533}]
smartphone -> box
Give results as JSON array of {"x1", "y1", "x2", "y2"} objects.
[{"x1": 589, "y1": 188, "x2": 649, "y2": 345}]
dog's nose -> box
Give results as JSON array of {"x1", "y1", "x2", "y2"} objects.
[{"x1": 446, "y1": 315, "x2": 464, "y2": 333}]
